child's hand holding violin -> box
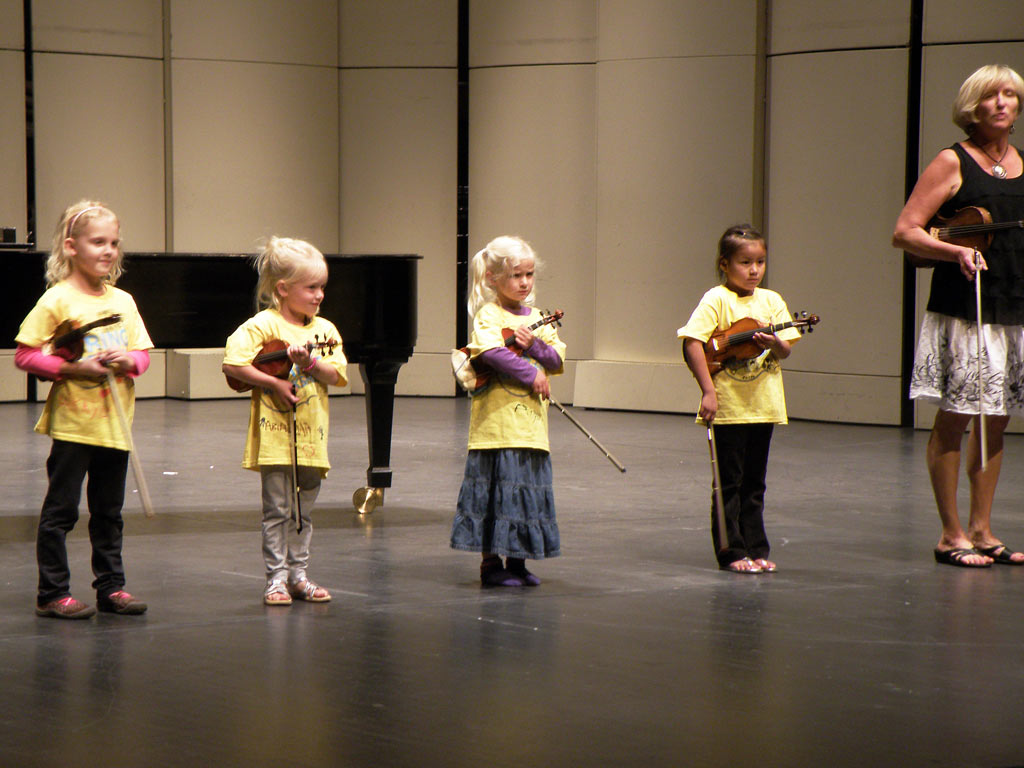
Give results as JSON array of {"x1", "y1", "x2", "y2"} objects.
[
  {"x1": 268, "y1": 375, "x2": 300, "y2": 408},
  {"x1": 97, "y1": 349, "x2": 137, "y2": 374},
  {"x1": 286, "y1": 342, "x2": 339, "y2": 387},
  {"x1": 512, "y1": 324, "x2": 536, "y2": 351},
  {"x1": 62, "y1": 350, "x2": 135, "y2": 379},
  {"x1": 752, "y1": 331, "x2": 792, "y2": 360},
  {"x1": 287, "y1": 343, "x2": 314, "y2": 370}
]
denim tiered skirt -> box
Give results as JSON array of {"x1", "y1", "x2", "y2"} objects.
[{"x1": 450, "y1": 448, "x2": 560, "y2": 559}]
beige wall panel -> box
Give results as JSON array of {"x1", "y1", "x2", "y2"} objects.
[
  {"x1": 468, "y1": 65, "x2": 596, "y2": 359},
  {"x1": 136, "y1": 349, "x2": 165, "y2": 398},
  {"x1": 171, "y1": 0, "x2": 337, "y2": 66},
  {"x1": 924, "y1": 1, "x2": 1024, "y2": 44},
  {"x1": 172, "y1": 60, "x2": 339, "y2": 253},
  {"x1": 340, "y1": 0, "x2": 457, "y2": 67},
  {"x1": 599, "y1": 0, "x2": 757, "y2": 59},
  {"x1": 573, "y1": 360, "x2": 693, "y2": 413},
  {"x1": 395, "y1": 352, "x2": 457, "y2": 396},
  {"x1": 0, "y1": 352, "x2": 26, "y2": 402},
  {"x1": 0, "y1": 51, "x2": 27, "y2": 240},
  {"x1": 469, "y1": 0, "x2": 595, "y2": 67},
  {"x1": 595, "y1": 56, "x2": 755, "y2": 364},
  {"x1": 786, "y1": 370, "x2": 901, "y2": 424},
  {"x1": 340, "y1": 69, "x2": 456, "y2": 355},
  {"x1": 767, "y1": 49, "x2": 906, "y2": 405},
  {"x1": 33, "y1": 0, "x2": 162, "y2": 57},
  {"x1": 34, "y1": 54, "x2": 165, "y2": 251},
  {"x1": 768, "y1": 0, "x2": 908, "y2": 54},
  {"x1": 0, "y1": 0, "x2": 23, "y2": 48}
]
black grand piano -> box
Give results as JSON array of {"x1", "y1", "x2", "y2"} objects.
[{"x1": 5, "y1": 251, "x2": 420, "y2": 513}]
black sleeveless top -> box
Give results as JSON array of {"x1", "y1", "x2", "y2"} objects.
[{"x1": 926, "y1": 142, "x2": 1024, "y2": 325}]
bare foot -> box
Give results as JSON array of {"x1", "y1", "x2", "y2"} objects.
[{"x1": 751, "y1": 558, "x2": 777, "y2": 572}]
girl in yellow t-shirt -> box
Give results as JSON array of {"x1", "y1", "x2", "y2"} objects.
[
  {"x1": 678, "y1": 224, "x2": 801, "y2": 575},
  {"x1": 450, "y1": 236, "x2": 566, "y2": 586},
  {"x1": 222, "y1": 238, "x2": 347, "y2": 606},
  {"x1": 15, "y1": 200, "x2": 153, "y2": 619}
]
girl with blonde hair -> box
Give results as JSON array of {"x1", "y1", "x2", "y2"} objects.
[{"x1": 450, "y1": 235, "x2": 566, "y2": 586}]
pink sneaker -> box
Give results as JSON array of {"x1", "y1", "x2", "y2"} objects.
[
  {"x1": 36, "y1": 596, "x2": 96, "y2": 619},
  {"x1": 97, "y1": 590, "x2": 148, "y2": 615}
]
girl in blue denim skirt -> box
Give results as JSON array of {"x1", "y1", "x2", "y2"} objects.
[{"x1": 450, "y1": 236, "x2": 566, "y2": 586}]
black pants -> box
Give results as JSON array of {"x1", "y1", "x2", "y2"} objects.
[
  {"x1": 36, "y1": 439, "x2": 129, "y2": 606},
  {"x1": 711, "y1": 423, "x2": 774, "y2": 566}
]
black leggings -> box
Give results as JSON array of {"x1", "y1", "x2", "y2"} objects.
[
  {"x1": 36, "y1": 439, "x2": 129, "y2": 605},
  {"x1": 711, "y1": 423, "x2": 774, "y2": 566}
]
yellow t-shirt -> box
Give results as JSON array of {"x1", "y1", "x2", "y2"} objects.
[
  {"x1": 677, "y1": 285, "x2": 800, "y2": 425},
  {"x1": 466, "y1": 302, "x2": 566, "y2": 451},
  {"x1": 15, "y1": 280, "x2": 153, "y2": 450},
  {"x1": 223, "y1": 308, "x2": 347, "y2": 474}
]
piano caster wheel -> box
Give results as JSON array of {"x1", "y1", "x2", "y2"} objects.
[{"x1": 353, "y1": 487, "x2": 384, "y2": 515}]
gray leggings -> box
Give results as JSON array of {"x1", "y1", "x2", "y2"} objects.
[{"x1": 260, "y1": 465, "x2": 322, "y2": 582}]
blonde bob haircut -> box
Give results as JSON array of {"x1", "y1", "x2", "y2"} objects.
[
  {"x1": 952, "y1": 64, "x2": 1024, "y2": 133},
  {"x1": 46, "y1": 200, "x2": 122, "y2": 287},
  {"x1": 467, "y1": 235, "x2": 540, "y2": 317},
  {"x1": 254, "y1": 236, "x2": 327, "y2": 311}
]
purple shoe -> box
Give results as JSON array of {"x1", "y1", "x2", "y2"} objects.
[
  {"x1": 506, "y1": 559, "x2": 541, "y2": 586},
  {"x1": 481, "y1": 567, "x2": 525, "y2": 587}
]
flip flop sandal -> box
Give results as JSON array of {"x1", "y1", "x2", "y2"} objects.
[
  {"x1": 720, "y1": 557, "x2": 763, "y2": 574},
  {"x1": 933, "y1": 547, "x2": 992, "y2": 568},
  {"x1": 977, "y1": 544, "x2": 1024, "y2": 565}
]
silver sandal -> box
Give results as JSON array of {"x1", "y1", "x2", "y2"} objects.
[
  {"x1": 288, "y1": 579, "x2": 331, "y2": 602},
  {"x1": 264, "y1": 579, "x2": 293, "y2": 605}
]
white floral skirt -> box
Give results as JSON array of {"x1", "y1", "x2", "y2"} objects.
[{"x1": 910, "y1": 311, "x2": 1024, "y2": 416}]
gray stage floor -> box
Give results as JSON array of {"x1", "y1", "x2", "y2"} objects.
[{"x1": 1, "y1": 395, "x2": 1023, "y2": 767}]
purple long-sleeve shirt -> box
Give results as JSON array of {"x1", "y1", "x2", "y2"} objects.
[{"x1": 477, "y1": 337, "x2": 562, "y2": 388}]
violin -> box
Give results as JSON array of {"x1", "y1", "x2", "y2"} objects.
[
  {"x1": 451, "y1": 309, "x2": 563, "y2": 393},
  {"x1": 44, "y1": 314, "x2": 123, "y2": 361},
  {"x1": 908, "y1": 205, "x2": 1024, "y2": 267},
  {"x1": 704, "y1": 311, "x2": 819, "y2": 375},
  {"x1": 224, "y1": 336, "x2": 339, "y2": 392}
]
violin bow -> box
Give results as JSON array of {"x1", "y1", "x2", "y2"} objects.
[
  {"x1": 287, "y1": 389, "x2": 303, "y2": 532},
  {"x1": 103, "y1": 367, "x2": 155, "y2": 518},
  {"x1": 705, "y1": 421, "x2": 728, "y2": 554},
  {"x1": 547, "y1": 396, "x2": 626, "y2": 472},
  {"x1": 975, "y1": 252, "x2": 988, "y2": 470}
]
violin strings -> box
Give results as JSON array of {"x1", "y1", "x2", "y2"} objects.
[{"x1": 941, "y1": 221, "x2": 1024, "y2": 236}]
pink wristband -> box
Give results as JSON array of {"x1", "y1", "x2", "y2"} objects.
[{"x1": 303, "y1": 356, "x2": 318, "y2": 372}]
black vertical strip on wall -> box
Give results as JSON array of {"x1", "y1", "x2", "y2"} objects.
[
  {"x1": 455, "y1": 0, "x2": 469, "y2": 395},
  {"x1": 23, "y1": 0, "x2": 35, "y2": 246},
  {"x1": 900, "y1": 0, "x2": 924, "y2": 427},
  {"x1": 23, "y1": 0, "x2": 37, "y2": 402}
]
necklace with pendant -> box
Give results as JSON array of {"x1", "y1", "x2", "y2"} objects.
[{"x1": 972, "y1": 137, "x2": 1010, "y2": 179}]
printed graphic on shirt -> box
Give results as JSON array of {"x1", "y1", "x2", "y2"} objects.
[{"x1": 721, "y1": 350, "x2": 780, "y2": 382}]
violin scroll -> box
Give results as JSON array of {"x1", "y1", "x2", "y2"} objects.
[{"x1": 792, "y1": 310, "x2": 819, "y2": 335}]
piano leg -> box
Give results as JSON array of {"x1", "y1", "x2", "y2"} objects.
[{"x1": 354, "y1": 359, "x2": 402, "y2": 513}]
